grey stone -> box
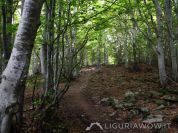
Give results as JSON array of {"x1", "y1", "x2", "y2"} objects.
[
  {"x1": 162, "y1": 95, "x2": 178, "y2": 102},
  {"x1": 142, "y1": 115, "x2": 163, "y2": 123},
  {"x1": 140, "y1": 107, "x2": 149, "y2": 113}
]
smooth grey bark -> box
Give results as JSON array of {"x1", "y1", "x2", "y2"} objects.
[
  {"x1": 42, "y1": 3, "x2": 50, "y2": 94},
  {"x1": 40, "y1": 44, "x2": 47, "y2": 76},
  {"x1": 97, "y1": 47, "x2": 101, "y2": 69},
  {"x1": 31, "y1": 50, "x2": 40, "y2": 75},
  {"x1": 104, "y1": 43, "x2": 108, "y2": 65},
  {"x1": 153, "y1": 0, "x2": 167, "y2": 86},
  {"x1": 0, "y1": 53, "x2": 2, "y2": 76},
  {"x1": 71, "y1": 25, "x2": 78, "y2": 77},
  {"x1": 147, "y1": 24, "x2": 152, "y2": 65},
  {"x1": 80, "y1": 50, "x2": 84, "y2": 67},
  {"x1": 0, "y1": 0, "x2": 43, "y2": 132},
  {"x1": 122, "y1": 22, "x2": 129, "y2": 68},
  {"x1": 65, "y1": 32, "x2": 71, "y2": 77},
  {"x1": 65, "y1": 4, "x2": 78, "y2": 79},
  {"x1": 0, "y1": 15, "x2": 2, "y2": 76},
  {"x1": 84, "y1": 49, "x2": 89, "y2": 66},
  {"x1": 165, "y1": 0, "x2": 178, "y2": 81},
  {"x1": 71, "y1": 6, "x2": 78, "y2": 78},
  {"x1": 129, "y1": 1, "x2": 140, "y2": 71},
  {"x1": 53, "y1": 0, "x2": 62, "y2": 90},
  {"x1": 174, "y1": 0, "x2": 178, "y2": 71},
  {"x1": 116, "y1": 36, "x2": 123, "y2": 65},
  {"x1": 97, "y1": 33, "x2": 102, "y2": 69},
  {"x1": 21, "y1": 0, "x2": 25, "y2": 15},
  {"x1": 91, "y1": 49, "x2": 95, "y2": 65},
  {"x1": 43, "y1": 0, "x2": 55, "y2": 93},
  {"x1": 174, "y1": 0, "x2": 178, "y2": 32},
  {"x1": 124, "y1": 34, "x2": 128, "y2": 68}
]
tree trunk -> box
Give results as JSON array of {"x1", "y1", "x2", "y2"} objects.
[
  {"x1": 124, "y1": 34, "x2": 128, "y2": 68},
  {"x1": 147, "y1": 25, "x2": 152, "y2": 65},
  {"x1": 153, "y1": 0, "x2": 167, "y2": 86},
  {"x1": 40, "y1": 44, "x2": 47, "y2": 76},
  {"x1": 130, "y1": 3, "x2": 140, "y2": 71},
  {"x1": 0, "y1": 13, "x2": 2, "y2": 75},
  {"x1": 91, "y1": 49, "x2": 95, "y2": 65},
  {"x1": 6, "y1": 0, "x2": 13, "y2": 53},
  {"x1": 165, "y1": 0, "x2": 178, "y2": 81},
  {"x1": 21, "y1": 0, "x2": 25, "y2": 15},
  {"x1": 84, "y1": 49, "x2": 89, "y2": 66},
  {"x1": 1, "y1": 0, "x2": 13, "y2": 65},
  {"x1": 97, "y1": 47, "x2": 101, "y2": 69},
  {"x1": 0, "y1": 0, "x2": 43, "y2": 132},
  {"x1": 104, "y1": 43, "x2": 108, "y2": 65},
  {"x1": 2, "y1": 3, "x2": 9, "y2": 61},
  {"x1": 43, "y1": 0, "x2": 55, "y2": 93}
]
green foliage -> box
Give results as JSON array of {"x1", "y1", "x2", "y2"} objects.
[
  {"x1": 33, "y1": 99, "x2": 42, "y2": 106},
  {"x1": 2, "y1": 0, "x2": 177, "y2": 67}
]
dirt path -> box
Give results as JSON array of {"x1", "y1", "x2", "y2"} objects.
[
  {"x1": 60, "y1": 66, "x2": 172, "y2": 133},
  {"x1": 60, "y1": 67, "x2": 113, "y2": 132},
  {"x1": 62, "y1": 67, "x2": 101, "y2": 121},
  {"x1": 60, "y1": 67, "x2": 139, "y2": 133}
]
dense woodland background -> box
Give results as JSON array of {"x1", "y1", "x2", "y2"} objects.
[{"x1": 1, "y1": 0, "x2": 178, "y2": 132}]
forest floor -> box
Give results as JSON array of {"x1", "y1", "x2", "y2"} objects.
[
  {"x1": 58, "y1": 65, "x2": 178, "y2": 133},
  {"x1": 24, "y1": 64, "x2": 178, "y2": 133}
]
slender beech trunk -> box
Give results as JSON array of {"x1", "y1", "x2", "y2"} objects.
[
  {"x1": 104, "y1": 43, "x2": 108, "y2": 65},
  {"x1": 6, "y1": 0, "x2": 13, "y2": 53},
  {"x1": 117, "y1": 40, "x2": 122, "y2": 65},
  {"x1": 165, "y1": 0, "x2": 178, "y2": 81},
  {"x1": 1, "y1": 0, "x2": 13, "y2": 64},
  {"x1": 80, "y1": 50, "x2": 84, "y2": 67},
  {"x1": 21, "y1": 0, "x2": 25, "y2": 14},
  {"x1": 0, "y1": 12, "x2": 2, "y2": 75},
  {"x1": 71, "y1": 26, "x2": 77, "y2": 77},
  {"x1": 2, "y1": 3, "x2": 9, "y2": 62},
  {"x1": 153, "y1": 0, "x2": 167, "y2": 86},
  {"x1": 174, "y1": 0, "x2": 178, "y2": 78},
  {"x1": 97, "y1": 47, "x2": 101, "y2": 69},
  {"x1": 129, "y1": 1, "x2": 140, "y2": 71},
  {"x1": 147, "y1": 24, "x2": 152, "y2": 65},
  {"x1": 124, "y1": 34, "x2": 128, "y2": 68},
  {"x1": 44, "y1": 0, "x2": 55, "y2": 93},
  {"x1": 175, "y1": 0, "x2": 178, "y2": 35},
  {"x1": 91, "y1": 49, "x2": 95, "y2": 65},
  {"x1": 0, "y1": 0, "x2": 43, "y2": 132},
  {"x1": 53, "y1": 0, "x2": 62, "y2": 90},
  {"x1": 40, "y1": 44, "x2": 47, "y2": 76},
  {"x1": 84, "y1": 49, "x2": 88, "y2": 66},
  {"x1": 31, "y1": 51, "x2": 40, "y2": 75}
]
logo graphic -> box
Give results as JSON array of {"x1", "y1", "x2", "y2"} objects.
[{"x1": 86, "y1": 122, "x2": 103, "y2": 131}]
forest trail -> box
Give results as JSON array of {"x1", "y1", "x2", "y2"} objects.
[
  {"x1": 62, "y1": 67, "x2": 100, "y2": 122},
  {"x1": 60, "y1": 67, "x2": 111, "y2": 131},
  {"x1": 60, "y1": 67, "x2": 122, "y2": 133},
  {"x1": 59, "y1": 65, "x2": 178, "y2": 133}
]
